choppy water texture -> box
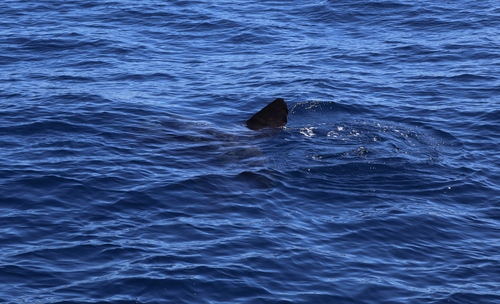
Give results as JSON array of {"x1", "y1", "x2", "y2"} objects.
[{"x1": 1, "y1": 1, "x2": 500, "y2": 303}]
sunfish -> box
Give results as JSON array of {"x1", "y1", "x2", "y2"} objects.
[{"x1": 246, "y1": 98, "x2": 288, "y2": 130}]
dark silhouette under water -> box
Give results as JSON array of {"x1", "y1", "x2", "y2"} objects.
[{"x1": 246, "y1": 98, "x2": 288, "y2": 130}]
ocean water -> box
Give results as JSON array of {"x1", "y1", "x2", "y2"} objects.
[{"x1": 1, "y1": 0, "x2": 499, "y2": 303}]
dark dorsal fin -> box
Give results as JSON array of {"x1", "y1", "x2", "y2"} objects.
[{"x1": 246, "y1": 98, "x2": 288, "y2": 130}]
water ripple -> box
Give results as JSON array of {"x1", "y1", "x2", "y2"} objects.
[{"x1": 1, "y1": 0, "x2": 500, "y2": 303}]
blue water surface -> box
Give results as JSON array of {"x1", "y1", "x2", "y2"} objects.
[{"x1": 1, "y1": 1, "x2": 500, "y2": 303}]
